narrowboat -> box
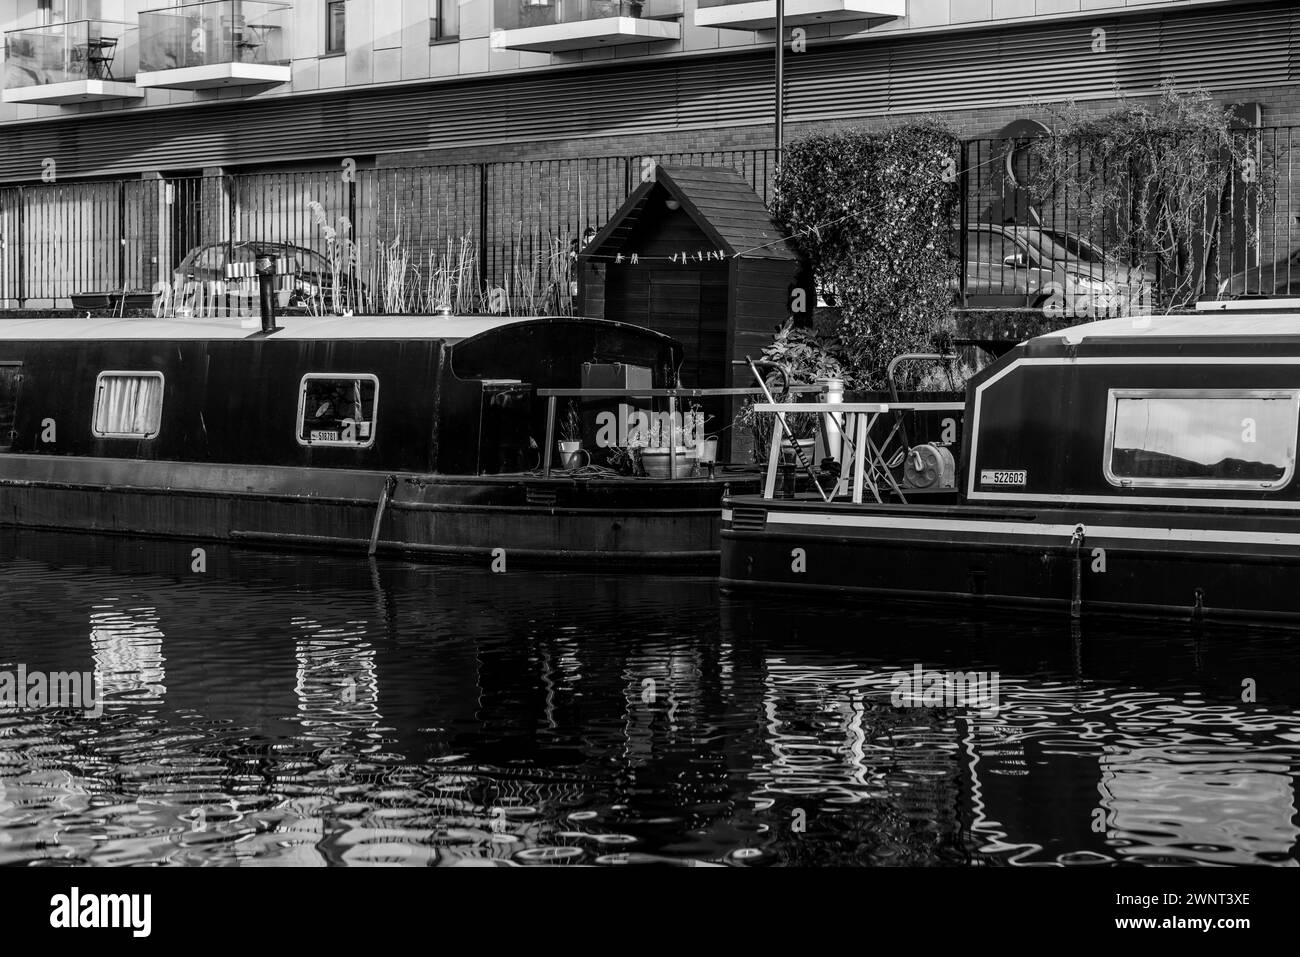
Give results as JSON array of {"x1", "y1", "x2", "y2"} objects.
[
  {"x1": 0, "y1": 314, "x2": 760, "y2": 566},
  {"x1": 721, "y1": 312, "x2": 1300, "y2": 620}
]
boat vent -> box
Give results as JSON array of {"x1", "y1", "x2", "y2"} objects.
[
  {"x1": 731, "y1": 506, "x2": 767, "y2": 531},
  {"x1": 525, "y1": 486, "x2": 558, "y2": 507}
]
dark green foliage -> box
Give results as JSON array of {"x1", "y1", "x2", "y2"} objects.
[{"x1": 771, "y1": 120, "x2": 961, "y2": 388}]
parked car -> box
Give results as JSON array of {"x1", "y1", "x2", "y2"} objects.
[
  {"x1": 953, "y1": 223, "x2": 1157, "y2": 317},
  {"x1": 169, "y1": 241, "x2": 363, "y2": 317},
  {"x1": 1217, "y1": 248, "x2": 1300, "y2": 299}
]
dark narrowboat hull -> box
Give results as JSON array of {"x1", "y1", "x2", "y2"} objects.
[
  {"x1": 0, "y1": 455, "x2": 759, "y2": 567},
  {"x1": 720, "y1": 495, "x2": 1300, "y2": 621}
]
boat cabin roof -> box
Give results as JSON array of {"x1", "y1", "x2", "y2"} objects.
[
  {"x1": 0, "y1": 314, "x2": 564, "y2": 343},
  {"x1": 1042, "y1": 313, "x2": 1300, "y2": 346}
]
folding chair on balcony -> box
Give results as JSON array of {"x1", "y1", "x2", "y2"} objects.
[
  {"x1": 222, "y1": 14, "x2": 261, "y2": 63},
  {"x1": 86, "y1": 36, "x2": 118, "y2": 80}
]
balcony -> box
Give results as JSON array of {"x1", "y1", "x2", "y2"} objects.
[
  {"x1": 694, "y1": 0, "x2": 904, "y2": 31},
  {"x1": 137, "y1": 0, "x2": 291, "y2": 91},
  {"x1": 492, "y1": 0, "x2": 681, "y2": 53},
  {"x1": 2, "y1": 20, "x2": 143, "y2": 104}
]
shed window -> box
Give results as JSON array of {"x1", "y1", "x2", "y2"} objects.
[
  {"x1": 297, "y1": 374, "x2": 378, "y2": 448},
  {"x1": 1104, "y1": 389, "x2": 1299, "y2": 490},
  {"x1": 93, "y1": 372, "x2": 164, "y2": 440}
]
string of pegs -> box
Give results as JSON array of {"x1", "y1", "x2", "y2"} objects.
[{"x1": 605, "y1": 249, "x2": 730, "y2": 264}]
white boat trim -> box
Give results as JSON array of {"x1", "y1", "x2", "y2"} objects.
[{"x1": 762, "y1": 511, "x2": 1300, "y2": 548}]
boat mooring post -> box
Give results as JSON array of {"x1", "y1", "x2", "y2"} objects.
[
  {"x1": 254, "y1": 249, "x2": 279, "y2": 334},
  {"x1": 368, "y1": 475, "x2": 398, "y2": 557},
  {"x1": 1070, "y1": 524, "x2": 1086, "y2": 619}
]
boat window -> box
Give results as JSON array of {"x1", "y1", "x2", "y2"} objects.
[
  {"x1": 297, "y1": 374, "x2": 378, "y2": 448},
  {"x1": 0, "y1": 364, "x2": 21, "y2": 452},
  {"x1": 1105, "y1": 389, "x2": 1300, "y2": 490},
  {"x1": 92, "y1": 372, "x2": 164, "y2": 440}
]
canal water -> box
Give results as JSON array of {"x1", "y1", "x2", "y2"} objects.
[{"x1": 2, "y1": 529, "x2": 1299, "y2": 867}]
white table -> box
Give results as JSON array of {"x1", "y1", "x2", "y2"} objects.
[{"x1": 752, "y1": 401, "x2": 965, "y2": 504}]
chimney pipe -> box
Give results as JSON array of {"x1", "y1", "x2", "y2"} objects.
[{"x1": 253, "y1": 249, "x2": 279, "y2": 335}]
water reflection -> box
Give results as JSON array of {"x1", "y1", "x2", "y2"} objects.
[
  {"x1": 1, "y1": 529, "x2": 1298, "y2": 866},
  {"x1": 91, "y1": 604, "x2": 167, "y2": 703}
]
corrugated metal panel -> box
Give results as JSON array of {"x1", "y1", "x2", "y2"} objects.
[
  {"x1": 788, "y1": 3, "x2": 1294, "y2": 121},
  {"x1": 1155, "y1": 6, "x2": 1296, "y2": 87},
  {"x1": 0, "y1": 0, "x2": 1294, "y2": 182}
]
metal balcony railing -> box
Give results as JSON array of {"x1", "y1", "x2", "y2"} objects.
[
  {"x1": 3, "y1": 19, "x2": 137, "y2": 88},
  {"x1": 138, "y1": 0, "x2": 291, "y2": 73},
  {"x1": 493, "y1": 0, "x2": 681, "y2": 31}
]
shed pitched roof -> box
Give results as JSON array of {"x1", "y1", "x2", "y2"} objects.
[{"x1": 583, "y1": 166, "x2": 797, "y2": 262}]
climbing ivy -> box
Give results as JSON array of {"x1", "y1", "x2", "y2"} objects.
[{"x1": 1027, "y1": 83, "x2": 1268, "y2": 309}]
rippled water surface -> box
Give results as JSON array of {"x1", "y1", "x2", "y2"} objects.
[{"x1": 2, "y1": 529, "x2": 1299, "y2": 866}]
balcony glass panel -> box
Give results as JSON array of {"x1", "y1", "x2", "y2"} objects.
[
  {"x1": 3, "y1": 19, "x2": 138, "y2": 89},
  {"x1": 695, "y1": 0, "x2": 906, "y2": 27},
  {"x1": 139, "y1": 0, "x2": 291, "y2": 73},
  {"x1": 493, "y1": 0, "x2": 681, "y2": 31}
]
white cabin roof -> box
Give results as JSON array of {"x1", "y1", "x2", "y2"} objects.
[
  {"x1": 0, "y1": 315, "x2": 542, "y2": 342},
  {"x1": 1046, "y1": 313, "x2": 1300, "y2": 345}
]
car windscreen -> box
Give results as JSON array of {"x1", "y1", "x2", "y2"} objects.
[
  {"x1": 1032, "y1": 230, "x2": 1108, "y2": 264},
  {"x1": 967, "y1": 230, "x2": 1031, "y2": 266}
]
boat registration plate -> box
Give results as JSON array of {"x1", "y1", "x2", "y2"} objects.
[{"x1": 980, "y1": 469, "x2": 1027, "y2": 486}]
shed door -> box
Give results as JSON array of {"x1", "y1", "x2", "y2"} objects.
[{"x1": 640, "y1": 266, "x2": 728, "y2": 388}]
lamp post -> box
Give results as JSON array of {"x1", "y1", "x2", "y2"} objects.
[{"x1": 775, "y1": 0, "x2": 785, "y2": 150}]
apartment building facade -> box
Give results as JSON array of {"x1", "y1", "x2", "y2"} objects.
[{"x1": 0, "y1": 0, "x2": 1295, "y2": 305}]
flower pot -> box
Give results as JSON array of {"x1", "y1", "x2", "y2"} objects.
[
  {"x1": 556, "y1": 440, "x2": 589, "y2": 470},
  {"x1": 640, "y1": 447, "x2": 697, "y2": 479},
  {"x1": 697, "y1": 436, "x2": 719, "y2": 465}
]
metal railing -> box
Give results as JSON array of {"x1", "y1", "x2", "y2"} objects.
[
  {"x1": 0, "y1": 149, "x2": 778, "y2": 309},
  {"x1": 956, "y1": 127, "x2": 1300, "y2": 313},
  {"x1": 0, "y1": 129, "x2": 1295, "y2": 313}
]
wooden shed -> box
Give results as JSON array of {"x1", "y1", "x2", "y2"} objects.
[{"x1": 577, "y1": 166, "x2": 802, "y2": 458}]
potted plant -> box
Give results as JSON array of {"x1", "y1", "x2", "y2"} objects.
[
  {"x1": 735, "y1": 318, "x2": 852, "y2": 464},
  {"x1": 684, "y1": 402, "x2": 717, "y2": 463},
  {"x1": 637, "y1": 411, "x2": 697, "y2": 479},
  {"x1": 779, "y1": 408, "x2": 819, "y2": 466},
  {"x1": 556, "y1": 401, "x2": 588, "y2": 470}
]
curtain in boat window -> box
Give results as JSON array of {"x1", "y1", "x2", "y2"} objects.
[{"x1": 94, "y1": 373, "x2": 164, "y2": 439}]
